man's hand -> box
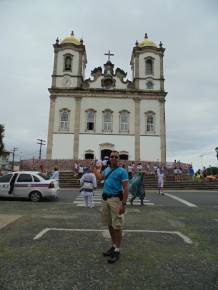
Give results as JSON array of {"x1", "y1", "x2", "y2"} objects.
[{"x1": 118, "y1": 204, "x2": 126, "y2": 215}]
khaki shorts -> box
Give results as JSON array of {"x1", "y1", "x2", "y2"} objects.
[{"x1": 101, "y1": 197, "x2": 125, "y2": 230}]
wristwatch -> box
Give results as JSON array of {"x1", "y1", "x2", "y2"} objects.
[{"x1": 122, "y1": 201, "x2": 127, "y2": 206}]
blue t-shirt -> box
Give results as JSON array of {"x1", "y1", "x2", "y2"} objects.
[{"x1": 103, "y1": 167, "x2": 128, "y2": 195}]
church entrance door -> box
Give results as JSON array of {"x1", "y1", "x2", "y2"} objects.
[{"x1": 101, "y1": 149, "x2": 112, "y2": 160}]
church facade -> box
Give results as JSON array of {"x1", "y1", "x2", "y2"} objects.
[{"x1": 47, "y1": 32, "x2": 167, "y2": 161}]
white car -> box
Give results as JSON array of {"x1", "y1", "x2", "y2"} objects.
[{"x1": 0, "y1": 171, "x2": 59, "y2": 202}]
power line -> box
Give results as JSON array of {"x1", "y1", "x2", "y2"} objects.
[
  {"x1": 36, "y1": 139, "x2": 46, "y2": 160},
  {"x1": 11, "y1": 147, "x2": 18, "y2": 171}
]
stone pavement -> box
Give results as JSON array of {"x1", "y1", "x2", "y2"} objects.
[{"x1": 0, "y1": 190, "x2": 218, "y2": 290}]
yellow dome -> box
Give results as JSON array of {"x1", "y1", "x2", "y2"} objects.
[
  {"x1": 61, "y1": 31, "x2": 80, "y2": 45},
  {"x1": 138, "y1": 33, "x2": 157, "y2": 48}
]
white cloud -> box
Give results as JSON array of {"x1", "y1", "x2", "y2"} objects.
[{"x1": 0, "y1": 0, "x2": 218, "y2": 170}]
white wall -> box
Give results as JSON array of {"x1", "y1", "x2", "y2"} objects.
[
  {"x1": 56, "y1": 49, "x2": 79, "y2": 75},
  {"x1": 139, "y1": 53, "x2": 160, "y2": 78},
  {"x1": 52, "y1": 134, "x2": 74, "y2": 159},
  {"x1": 140, "y1": 136, "x2": 161, "y2": 161},
  {"x1": 79, "y1": 134, "x2": 135, "y2": 160},
  {"x1": 88, "y1": 76, "x2": 128, "y2": 90},
  {"x1": 140, "y1": 99, "x2": 160, "y2": 135},
  {"x1": 53, "y1": 96, "x2": 75, "y2": 132},
  {"x1": 80, "y1": 97, "x2": 135, "y2": 134}
]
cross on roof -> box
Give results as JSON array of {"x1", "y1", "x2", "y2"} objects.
[{"x1": 104, "y1": 50, "x2": 114, "y2": 61}]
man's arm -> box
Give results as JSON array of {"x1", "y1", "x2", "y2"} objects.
[
  {"x1": 122, "y1": 180, "x2": 128, "y2": 202},
  {"x1": 91, "y1": 163, "x2": 104, "y2": 181}
]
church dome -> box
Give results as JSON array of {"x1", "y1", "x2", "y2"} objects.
[
  {"x1": 61, "y1": 31, "x2": 81, "y2": 45},
  {"x1": 138, "y1": 33, "x2": 157, "y2": 48}
]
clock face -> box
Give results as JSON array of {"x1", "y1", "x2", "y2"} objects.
[{"x1": 63, "y1": 76, "x2": 71, "y2": 87}]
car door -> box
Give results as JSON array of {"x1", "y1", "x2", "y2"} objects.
[
  {"x1": 14, "y1": 173, "x2": 33, "y2": 198},
  {"x1": 0, "y1": 174, "x2": 13, "y2": 197}
]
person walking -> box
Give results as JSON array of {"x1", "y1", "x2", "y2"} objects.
[
  {"x1": 129, "y1": 171, "x2": 145, "y2": 205},
  {"x1": 80, "y1": 167, "x2": 97, "y2": 208},
  {"x1": 92, "y1": 150, "x2": 128, "y2": 264}
]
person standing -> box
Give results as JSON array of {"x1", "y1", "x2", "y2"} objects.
[
  {"x1": 129, "y1": 171, "x2": 145, "y2": 205},
  {"x1": 92, "y1": 150, "x2": 128, "y2": 264},
  {"x1": 80, "y1": 167, "x2": 97, "y2": 208},
  {"x1": 157, "y1": 167, "x2": 165, "y2": 195},
  {"x1": 51, "y1": 167, "x2": 59, "y2": 182}
]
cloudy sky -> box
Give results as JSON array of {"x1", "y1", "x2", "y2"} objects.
[{"x1": 0, "y1": 0, "x2": 218, "y2": 170}]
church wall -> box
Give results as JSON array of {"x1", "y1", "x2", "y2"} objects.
[
  {"x1": 53, "y1": 96, "x2": 75, "y2": 132},
  {"x1": 139, "y1": 80, "x2": 160, "y2": 90},
  {"x1": 88, "y1": 76, "x2": 128, "y2": 90},
  {"x1": 52, "y1": 133, "x2": 74, "y2": 159},
  {"x1": 56, "y1": 77, "x2": 78, "y2": 88},
  {"x1": 55, "y1": 50, "x2": 80, "y2": 88},
  {"x1": 140, "y1": 136, "x2": 161, "y2": 161},
  {"x1": 79, "y1": 134, "x2": 135, "y2": 160},
  {"x1": 139, "y1": 99, "x2": 160, "y2": 135},
  {"x1": 80, "y1": 97, "x2": 135, "y2": 134},
  {"x1": 139, "y1": 53, "x2": 160, "y2": 79},
  {"x1": 56, "y1": 49, "x2": 79, "y2": 75}
]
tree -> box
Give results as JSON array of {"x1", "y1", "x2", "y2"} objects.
[{"x1": 0, "y1": 124, "x2": 5, "y2": 156}]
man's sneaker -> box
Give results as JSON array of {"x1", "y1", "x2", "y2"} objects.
[
  {"x1": 108, "y1": 251, "x2": 120, "y2": 264},
  {"x1": 102, "y1": 246, "x2": 115, "y2": 257}
]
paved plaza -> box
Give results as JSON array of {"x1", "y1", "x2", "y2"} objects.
[{"x1": 0, "y1": 189, "x2": 218, "y2": 290}]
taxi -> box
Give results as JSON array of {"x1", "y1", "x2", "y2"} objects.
[{"x1": 0, "y1": 171, "x2": 59, "y2": 202}]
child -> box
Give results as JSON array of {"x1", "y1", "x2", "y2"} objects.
[
  {"x1": 80, "y1": 167, "x2": 97, "y2": 208},
  {"x1": 157, "y1": 168, "x2": 165, "y2": 195}
]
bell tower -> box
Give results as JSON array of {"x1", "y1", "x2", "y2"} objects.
[
  {"x1": 130, "y1": 33, "x2": 165, "y2": 91},
  {"x1": 51, "y1": 31, "x2": 87, "y2": 89}
]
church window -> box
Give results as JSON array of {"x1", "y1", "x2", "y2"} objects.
[
  {"x1": 119, "y1": 110, "x2": 129, "y2": 132},
  {"x1": 64, "y1": 55, "x2": 72, "y2": 71},
  {"x1": 59, "y1": 109, "x2": 70, "y2": 131},
  {"x1": 86, "y1": 109, "x2": 95, "y2": 131},
  {"x1": 145, "y1": 111, "x2": 155, "y2": 134},
  {"x1": 103, "y1": 110, "x2": 113, "y2": 132},
  {"x1": 145, "y1": 58, "x2": 154, "y2": 75},
  {"x1": 146, "y1": 81, "x2": 154, "y2": 89}
]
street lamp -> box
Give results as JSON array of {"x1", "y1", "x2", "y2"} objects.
[{"x1": 215, "y1": 147, "x2": 218, "y2": 161}]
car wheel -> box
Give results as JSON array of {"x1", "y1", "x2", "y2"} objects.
[{"x1": 29, "y1": 191, "x2": 41, "y2": 202}]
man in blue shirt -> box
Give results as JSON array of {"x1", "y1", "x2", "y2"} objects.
[{"x1": 93, "y1": 150, "x2": 128, "y2": 264}]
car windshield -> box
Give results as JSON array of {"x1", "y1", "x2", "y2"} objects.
[
  {"x1": 0, "y1": 174, "x2": 13, "y2": 183},
  {"x1": 37, "y1": 173, "x2": 50, "y2": 180}
]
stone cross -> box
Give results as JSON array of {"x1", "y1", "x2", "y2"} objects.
[{"x1": 104, "y1": 50, "x2": 114, "y2": 61}]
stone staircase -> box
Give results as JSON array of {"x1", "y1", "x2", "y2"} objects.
[{"x1": 59, "y1": 172, "x2": 218, "y2": 190}]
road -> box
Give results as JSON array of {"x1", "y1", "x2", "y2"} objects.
[{"x1": 0, "y1": 189, "x2": 218, "y2": 290}]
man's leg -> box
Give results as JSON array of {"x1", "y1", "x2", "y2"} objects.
[
  {"x1": 107, "y1": 227, "x2": 122, "y2": 263},
  {"x1": 113, "y1": 228, "x2": 122, "y2": 248},
  {"x1": 108, "y1": 225, "x2": 116, "y2": 244}
]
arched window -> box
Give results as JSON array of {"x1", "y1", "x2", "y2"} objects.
[
  {"x1": 86, "y1": 109, "x2": 96, "y2": 131},
  {"x1": 103, "y1": 110, "x2": 113, "y2": 132},
  {"x1": 145, "y1": 58, "x2": 154, "y2": 75},
  {"x1": 59, "y1": 109, "x2": 70, "y2": 131},
  {"x1": 64, "y1": 55, "x2": 72, "y2": 71},
  {"x1": 119, "y1": 110, "x2": 129, "y2": 132},
  {"x1": 145, "y1": 111, "x2": 155, "y2": 134},
  {"x1": 146, "y1": 81, "x2": 154, "y2": 89}
]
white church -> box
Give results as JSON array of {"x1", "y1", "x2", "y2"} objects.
[{"x1": 47, "y1": 31, "x2": 167, "y2": 161}]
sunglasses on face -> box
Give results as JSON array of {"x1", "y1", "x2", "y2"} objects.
[{"x1": 110, "y1": 155, "x2": 119, "y2": 159}]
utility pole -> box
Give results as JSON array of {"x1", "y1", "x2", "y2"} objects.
[
  {"x1": 37, "y1": 139, "x2": 46, "y2": 160},
  {"x1": 11, "y1": 147, "x2": 18, "y2": 171}
]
